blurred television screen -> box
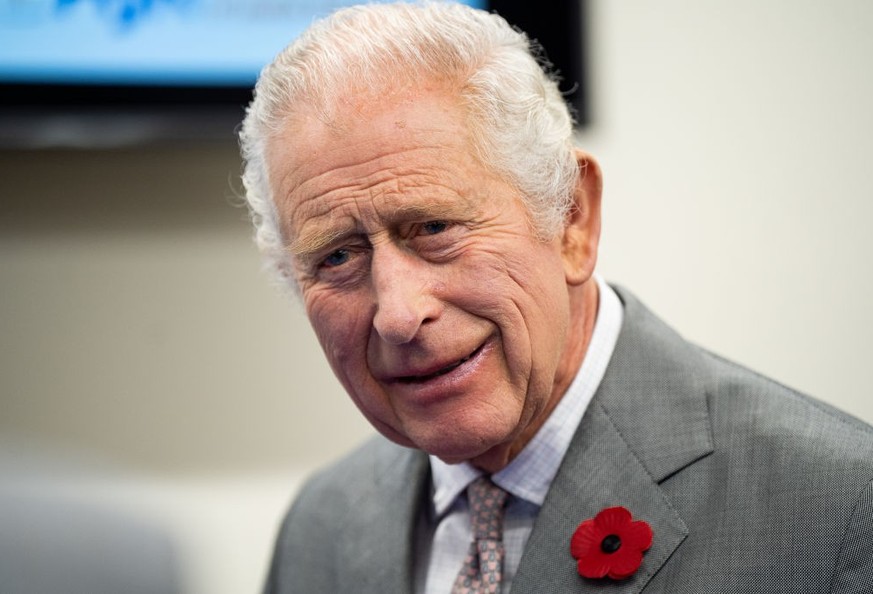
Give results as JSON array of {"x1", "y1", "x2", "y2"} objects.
[
  {"x1": 0, "y1": 0, "x2": 485, "y2": 90},
  {"x1": 0, "y1": 0, "x2": 583, "y2": 145}
]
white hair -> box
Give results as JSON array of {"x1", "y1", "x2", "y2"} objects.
[{"x1": 239, "y1": 1, "x2": 579, "y2": 287}]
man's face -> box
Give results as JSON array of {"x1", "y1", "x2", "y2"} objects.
[{"x1": 267, "y1": 90, "x2": 588, "y2": 469}]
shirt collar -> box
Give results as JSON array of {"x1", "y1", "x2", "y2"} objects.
[{"x1": 429, "y1": 276, "x2": 624, "y2": 515}]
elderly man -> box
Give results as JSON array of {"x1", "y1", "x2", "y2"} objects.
[{"x1": 240, "y1": 3, "x2": 873, "y2": 593}]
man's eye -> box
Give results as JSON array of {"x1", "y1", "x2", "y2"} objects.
[
  {"x1": 322, "y1": 249, "x2": 350, "y2": 268},
  {"x1": 421, "y1": 221, "x2": 448, "y2": 235}
]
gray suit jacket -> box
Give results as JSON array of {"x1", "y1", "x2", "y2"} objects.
[{"x1": 265, "y1": 287, "x2": 873, "y2": 593}]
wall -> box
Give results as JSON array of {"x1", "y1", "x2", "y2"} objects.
[
  {"x1": 1, "y1": 1, "x2": 871, "y2": 592},
  {"x1": 585, "y1": 0, "x2": 873, "y2": 422}
]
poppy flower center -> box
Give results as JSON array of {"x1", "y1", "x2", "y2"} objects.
[{"x1": 600, "y1": 534, "x2": 622, "y2": 554}]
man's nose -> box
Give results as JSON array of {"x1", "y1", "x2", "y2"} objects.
[{"x1": 371, "y1": 245, "x2": 439, "y2": 345}]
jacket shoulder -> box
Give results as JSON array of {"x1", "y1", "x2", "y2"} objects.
[
  {"x1": 610, "y1": 287, "x2": 873, "y2": 591},
  {"x1": 264, "y1": 436, "x2": 426, "y2": 594},
  {"x1": 703, "y1": 348, "x2": 873, "y2": 468},
  {"x1": 292, "y1": 435, "x2": 420, "y2": 516}
]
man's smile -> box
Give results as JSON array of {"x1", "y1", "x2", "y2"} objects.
[{"x1": 396, "y1": 342, "x2": 487, "y2": 384}]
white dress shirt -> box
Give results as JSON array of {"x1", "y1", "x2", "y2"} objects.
[{"x1": 415, "y1": 277, "x2": 624, "y2": 593}]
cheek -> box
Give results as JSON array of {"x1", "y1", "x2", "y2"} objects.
[
  {"x1": 305, "y1": 291, "x2": 373, "y2": 372},
  {"x1": 465, "y1": 245, "x2": 569, "y2": 374},
  {"x1": 456, "y1": 242, "x2": 567, "y2": 317}
]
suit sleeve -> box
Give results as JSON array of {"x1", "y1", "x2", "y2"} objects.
[
  {"x1": 261, "y1": 481, "x2": 338, "y2": 594},
  {"x1": 261, "y1": 505, "x2": 291, "y2": 594},
  {"x1": 830, "y1": 478, "x2": 873, "y2": 593}
]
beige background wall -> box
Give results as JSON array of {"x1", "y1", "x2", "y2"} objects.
[{"x1": 1, "y1": 1, "x2": 871, "y2": 592}]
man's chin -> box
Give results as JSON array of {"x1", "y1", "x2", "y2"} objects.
[
  {"x1": 378, "y1": 413, "x2": 523, "y2": 469},
  {"x1": 408, "y1": 433, "x2": 495, "y2": 465},
  {"x1": 419, "y1": 434, "x2": 517, "y2": 472}
]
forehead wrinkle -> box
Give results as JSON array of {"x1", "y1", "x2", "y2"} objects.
[
  {"x1": 373, "y1": 170, "x2": 479, "y2": 216},
  {"x1": 275, "y1": 137, "x2": 463, "y2": 210},
  {"x1": 289, "y1": 184, "x2": 472, "y2": 261},
  {"x1": 278, "y1": 137, "x2": 486, "y2": 261},
  {"x1": 296, "y1": 164, "x2": 470, "y2": 225},
  {"x1": 281, "y1": 173, "x2": 373, "y2": 256}
]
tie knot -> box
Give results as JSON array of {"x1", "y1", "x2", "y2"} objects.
[{"x1": 467, "y1": 477, "x2": 508, "y2": 541}]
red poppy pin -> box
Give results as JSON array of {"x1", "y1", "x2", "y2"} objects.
[{"x1": 570, "y1": 506, "x2": 653, "y2": 580}]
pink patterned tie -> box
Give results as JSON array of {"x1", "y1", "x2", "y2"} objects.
[{"x1": 451, "y1": 477, "x2": 509, "y2": 594}]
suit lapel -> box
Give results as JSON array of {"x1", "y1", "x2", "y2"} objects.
[
  {"x1": 513, "y1": 287, "x2": 714, "y2": 593},
  {"x1": 337, "y1": 443, "x2": 429, "y2": 594}
]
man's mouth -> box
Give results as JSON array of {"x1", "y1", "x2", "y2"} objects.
[{"x1": 397, "y1": 343, "x2": 484, "y2": 384}]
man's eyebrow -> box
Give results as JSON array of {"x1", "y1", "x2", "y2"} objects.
[
  {"x1": 288, "y1": 227, "x2": 353, "y2": 258},
  {"x1": 388, "y1": 198, "x2": 471, "y2": 220},
  {"x1": 287, "y1": 199, "x2": 471, "y2": 258}
]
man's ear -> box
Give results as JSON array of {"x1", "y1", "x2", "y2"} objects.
[{"x1": 561, "y1": 149, "x2": 603, "y2": 286}]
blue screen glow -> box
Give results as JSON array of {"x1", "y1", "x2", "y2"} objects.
[{"x1": 0, "y1": 0, "x2": 487, "y2": 86}]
